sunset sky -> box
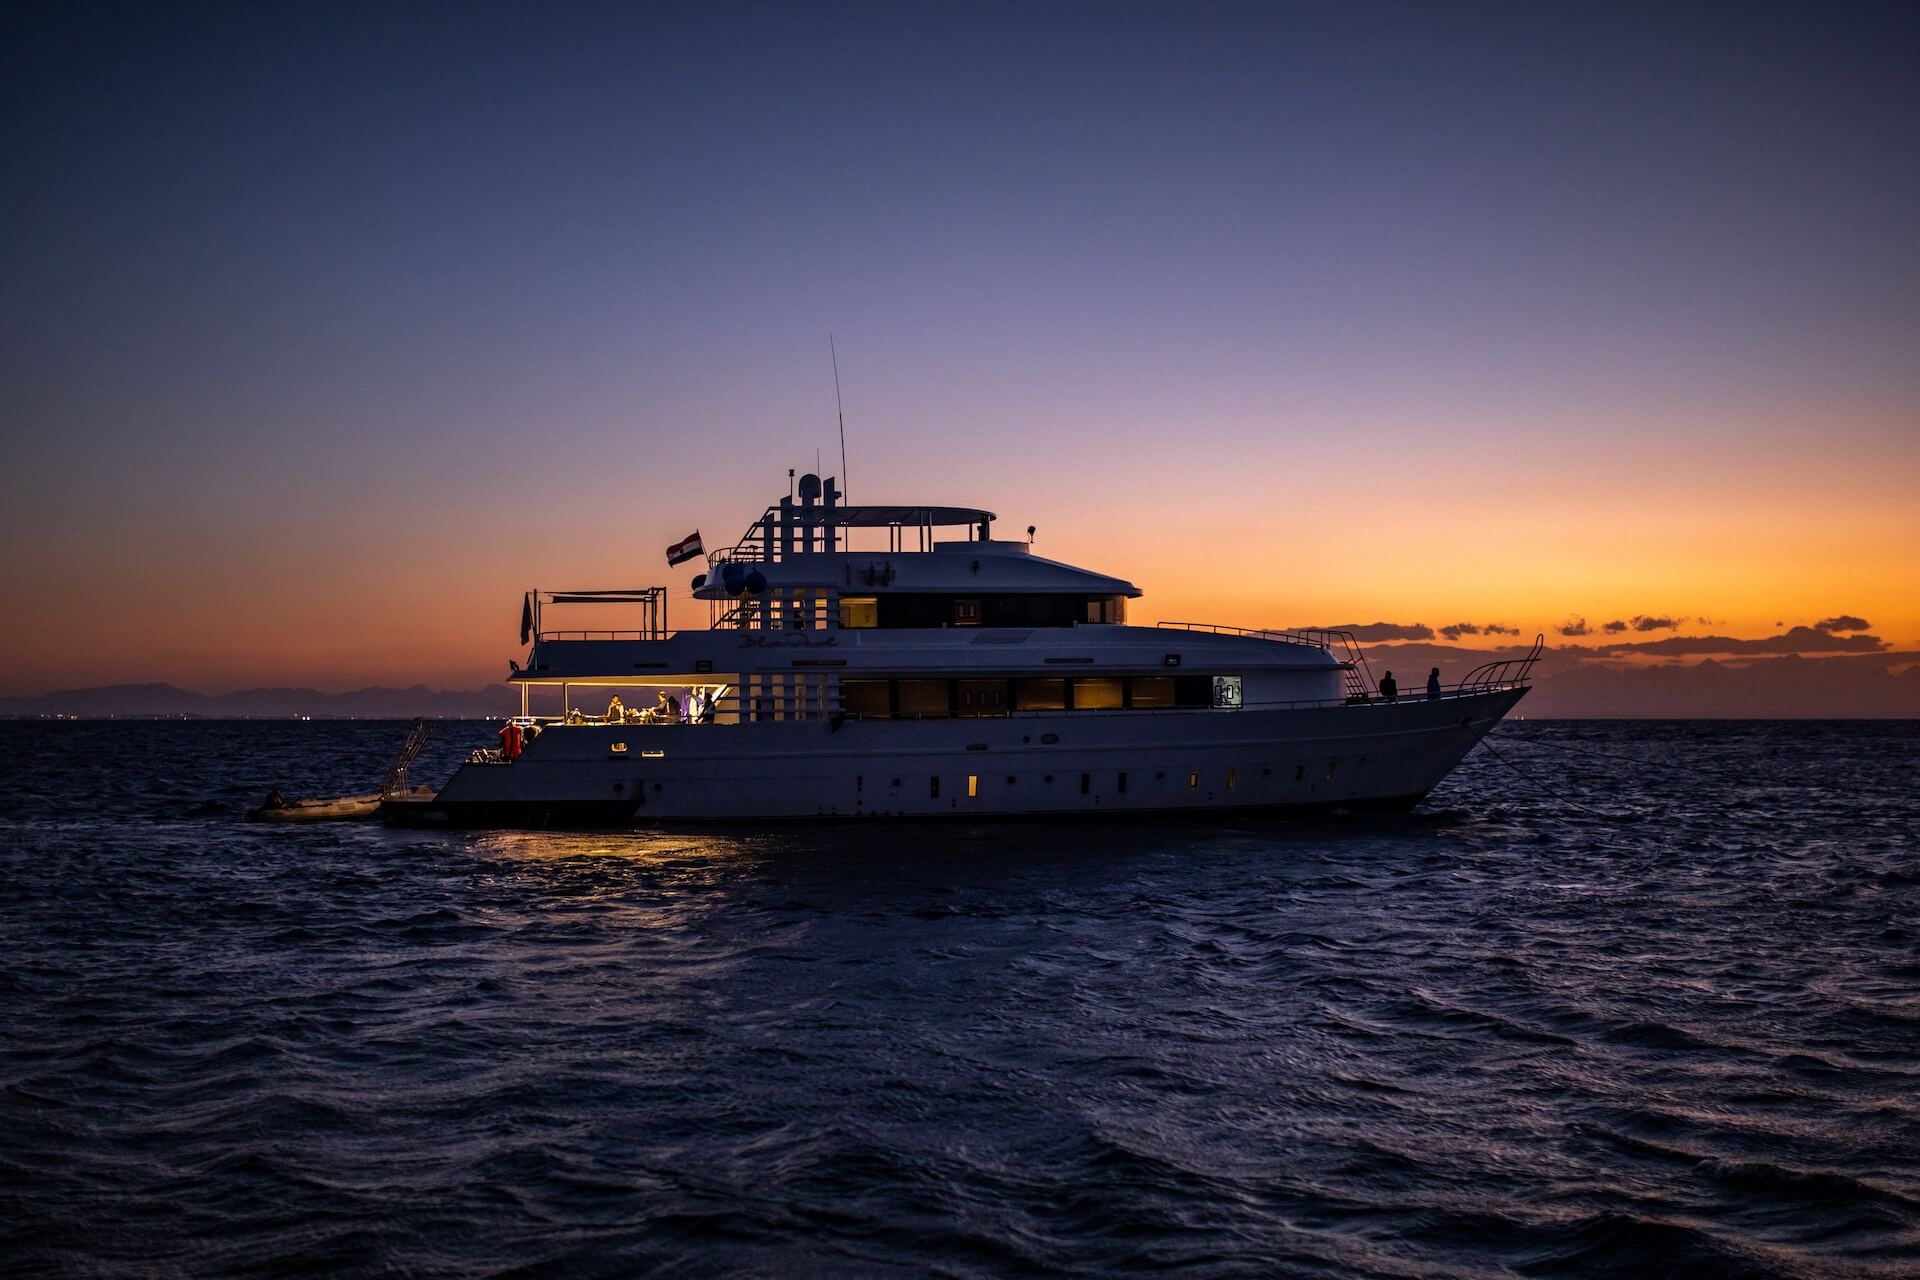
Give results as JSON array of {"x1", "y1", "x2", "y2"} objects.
[{"x1": 4, "y1": 3, "x2": 1916, "y2": 697}]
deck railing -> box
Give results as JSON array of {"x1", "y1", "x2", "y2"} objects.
[
  {"x1": 1156, "y1": 622, "x2": 1376, "y2": 701},
  {"x1": 1457, "y1": 635, "x2": 1546, "y2": 691}
]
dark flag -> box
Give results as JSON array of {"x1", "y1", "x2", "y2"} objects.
[
  {"x1": 519, "y1": 593, "x2": 533, "y2": 645},
  {"x1": 666, "y1": 531, "x2": 705, "y2": 566}
]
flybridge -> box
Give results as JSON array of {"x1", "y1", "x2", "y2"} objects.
[
  {"x1": 683, "y1": 475, "x2": 1137, "y2": 632},
  {"x1": 711, "y1": 473, "x2": 998, "y2": 562}
]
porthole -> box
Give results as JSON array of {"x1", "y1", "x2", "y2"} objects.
[{"x1": 610, "y1": 741, "x2": 628, "y2": 753}]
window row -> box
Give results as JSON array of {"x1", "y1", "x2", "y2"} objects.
[
  {"x1": 838, "y1": 593, "x2": 1129, "y2": 630},
  {"x1": 840, "y1": 674, "x2": 1241, "y2": 719}
]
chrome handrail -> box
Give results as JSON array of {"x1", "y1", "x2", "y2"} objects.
[{"x1": 1458, "y1": 634, "x2": 1545, "y2": 691}]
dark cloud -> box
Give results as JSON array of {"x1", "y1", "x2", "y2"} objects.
[
  {"x1": 1559, "y1": 616, "x2": 1591, "y2": 637},
  {"x1": 1439, "y1": 622, "x2": 1481, "y2": 641},
  {"x1": 1602, "y1": 620, "x2": 1629, "y2": 634},
  {"x1": 1322, "y1": 622, "x2": 1436, "y2": 642},
  {"x1": 1581, "y1": 627, "x2": 1889, "y2": 657},
  {"x1": 1815, "y1": 615, "x2": 1870, "y2": 633},
  {"x1": 1632, "y1": 615, "x2": 1680, "y2": 632},
  {"x1": 1484, "y1": 623, "x2": 1520, "y2": 636}
]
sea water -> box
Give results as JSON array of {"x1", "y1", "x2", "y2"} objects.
[{"x1": 1, "y1": 720, "x2": 1916, "y2": 1277}]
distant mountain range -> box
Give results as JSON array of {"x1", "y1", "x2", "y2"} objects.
[{"x1": 2, "y1": 650, "x2": 1916, "y2": 719}]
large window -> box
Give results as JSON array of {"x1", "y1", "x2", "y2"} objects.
[
  {"x1": 842, "y1": 679, "x2": 890, "y2": 718},
  {"x1": 1130, "y1": 676, "x2": 1175, "y2": 708},
  {"x1": 956, "y1": 679, "x2": 1008, "y2": 717},
  {"x1": 832, "y1": 674, "x2": 1236, "y2": 718},
  {"x1": 839, "y1": 596, "x2": 878, "y2": 629},
  {"x1": 1013, "y1": 678, "x2": 1066, "y2": 710},
  {"x1": 1071, "y1": 677, "x2": 1124, "y2": 709},
  {"x1": 870, "y1": 594, "x2": 1135, "y2": 629},
  {"x1": 897, "y1": 680, "x2": 951, "y2": 718}
]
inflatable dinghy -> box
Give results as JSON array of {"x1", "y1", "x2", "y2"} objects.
[{"x1": 248, "y1": 786, "x2": 432, "y2": 823}]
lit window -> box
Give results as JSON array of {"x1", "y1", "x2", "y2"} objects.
[
  {"x1": 1072, "y1": 677, "x2": 1123, "y2": 710},
  {"x1": 1013, "y1": 678, "x2": 1066, "y2": 711},
  {"x1": 1212, "y1": 676, "x2": 1243, "y2": 709},
  {"x1": 956, "y1": 679, "x2": 1009, "y2": 718},
  {"x1": 967, "y1": 774, "x2": 978, "y2": 798},
  {"x1": 1189, "y1": 771, "x2": 1199, "y2": 790},
  {"x1": 839, "y1": 596, "x2": 878, "y2": 628},
  {"x1": 898, "y1": 680, "x2": 950, "y2": 718},
  {"x1": 1226, "y1": 768, "x2": 1237, "y2": 790},
  {"x1": 1130, "y1": 677, "x2": 1174, "y2": 708},
  {"x1": 953, "y1": 599, "x2": 980, "y2": 627},
  {"x1": 610, "y1": 742, "x2": 628, "y2": 753}
]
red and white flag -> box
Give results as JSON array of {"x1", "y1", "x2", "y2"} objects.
[{"x1": 665, "y1": 531, "x2": 705, "y2": 566}]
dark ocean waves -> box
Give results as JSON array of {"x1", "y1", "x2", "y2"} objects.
[{"x1": 1, "y1": 719, "x2": 1917, "y2": 1276}]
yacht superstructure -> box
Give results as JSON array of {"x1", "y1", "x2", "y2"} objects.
[{"x1": 385, "y1": 475, "x2": 1539, "y2": 825}]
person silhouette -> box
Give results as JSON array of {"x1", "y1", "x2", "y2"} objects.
[
  {"x1": 1427, "y1": 667, "x2": 1442, "y2": 700},
  {"x1": 1379, "y1": 671, "x2": 1398, "y2": 702}
]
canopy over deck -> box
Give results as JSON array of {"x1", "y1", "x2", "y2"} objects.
[{"x1": 809, "y1": 504, "x2": 994, "y2": 527}]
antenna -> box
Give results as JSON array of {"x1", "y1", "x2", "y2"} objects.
[{"x1": 830, "y1": 334, "x2": 848, "y2": 502}]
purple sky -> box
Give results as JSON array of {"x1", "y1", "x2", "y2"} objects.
[{"x1": 3, "y1": 3, "x2": 1916, "y2": 695}]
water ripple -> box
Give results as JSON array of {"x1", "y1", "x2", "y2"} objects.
[{"x1": 1, "y1": 719, "x2": 1916, "y2": 1276}]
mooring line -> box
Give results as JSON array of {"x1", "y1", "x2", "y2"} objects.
[
  {"x1": 1488, "y1": 732, "x2": 1667, "y2": 769},
  {"x1": 1474, "y1": 735, "x2": 1613, "y2": 820}
]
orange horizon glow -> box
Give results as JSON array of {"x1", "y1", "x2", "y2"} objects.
[{"x1": 5, "y1": 418, "x2": 1915, "y2": 696}]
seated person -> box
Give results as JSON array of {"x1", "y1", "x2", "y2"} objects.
[{"x1": 605, "y1": 693, "x2": 626, "y2": 723}]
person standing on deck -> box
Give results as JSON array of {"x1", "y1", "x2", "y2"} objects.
[
  {"x1": 1379, "y1": 671, "x2": 1398, "y2": 702},
  {"x1": 1427, "y1": 668, "x2": 1442, "y2": 700}
]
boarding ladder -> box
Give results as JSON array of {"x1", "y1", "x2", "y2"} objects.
[{"x1": 380, "y1": 718, "x2": 432, "y2": 798}]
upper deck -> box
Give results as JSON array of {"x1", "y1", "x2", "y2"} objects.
[{"x1": 689, "y1": 476, "x2": 1138, "y2": 615}]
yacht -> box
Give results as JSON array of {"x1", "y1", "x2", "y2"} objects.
[{"x1": 383, "y1": 475, "x2": 1539, "y2": 825}]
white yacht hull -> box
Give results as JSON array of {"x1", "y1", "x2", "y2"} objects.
[{"x1": 387, "y1": 689, "x2": 1524, "y2": 826}]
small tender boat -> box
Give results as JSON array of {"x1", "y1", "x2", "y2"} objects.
[
  {"x1": 252, "y1": 720, "x2": 437, "y2": 824},
  {"x1": 248, "y1": 790, "x2": 383, "y2": 822}
]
